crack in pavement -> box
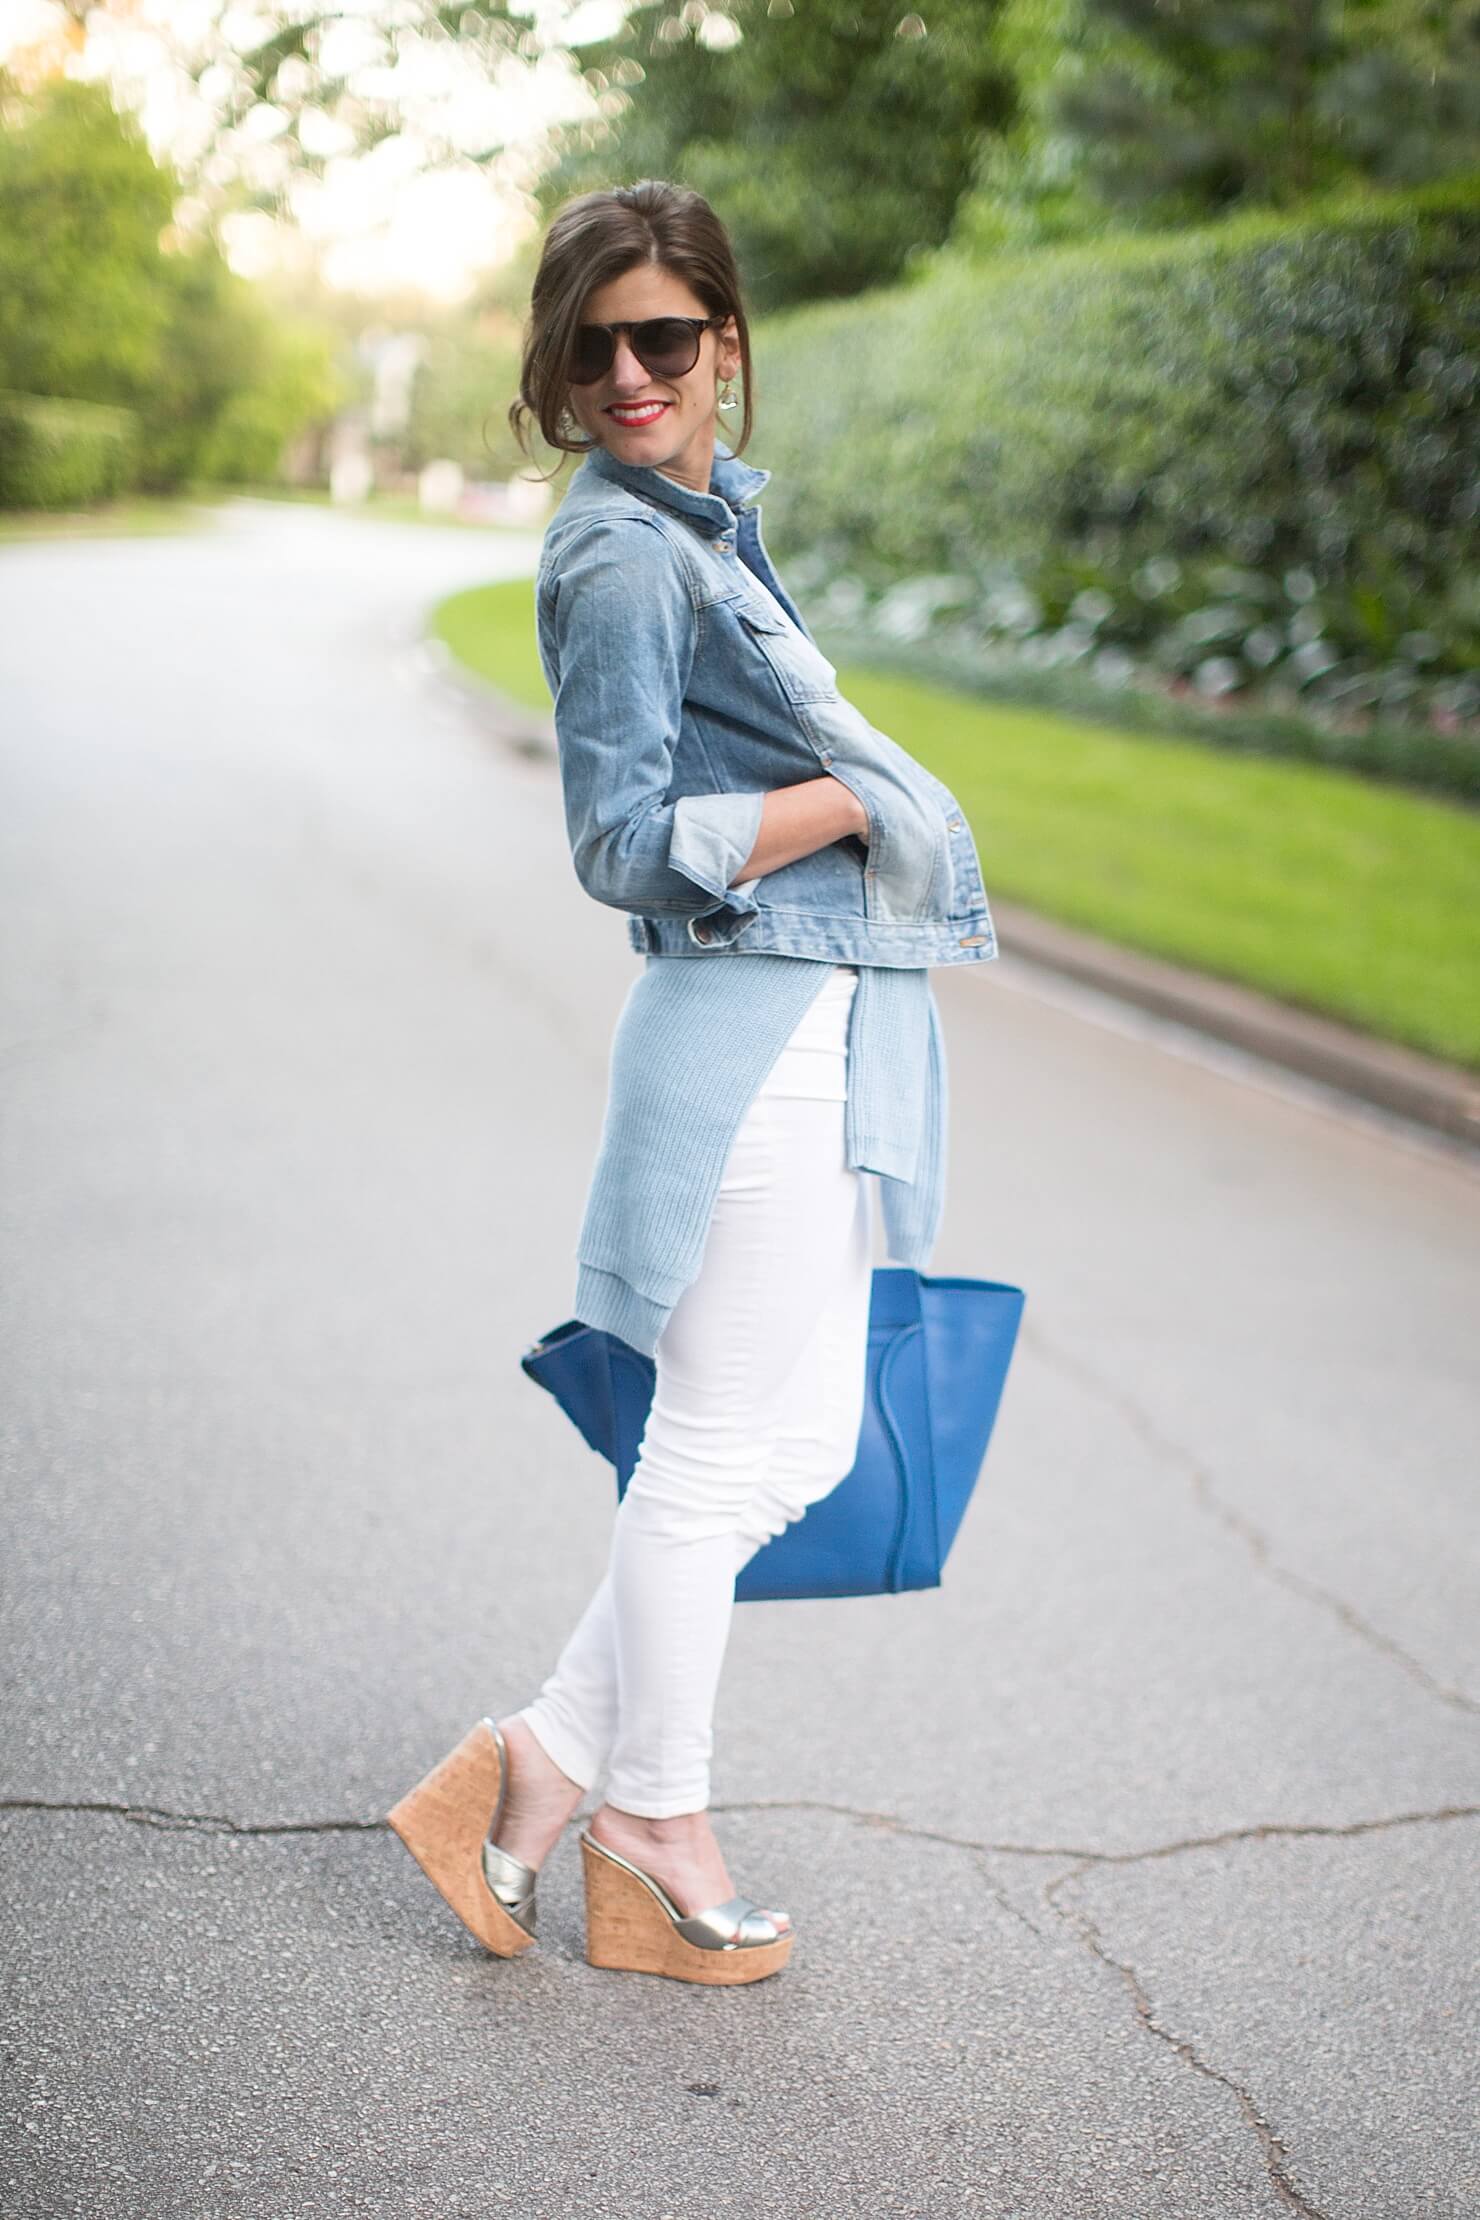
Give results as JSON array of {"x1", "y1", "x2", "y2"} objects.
[
  {"x1": 3, "y1": 1792, "x2": 1475, "y2": 1865},
  {"x1": 7, "y1": 1789, "x2": 1468, "y2": 2215},
  {"x1": 1042, "y1": 1857, "x2": 1334, "y2": 2219},
  {"x1": 966, "y1": 1847, "x2": 1060, "y2": 1943},
  {"x1": 0, "y1": 1798, "x2": 384, "y2": 1836},
  {"x1": 716, "y1": 1794, "x2": 1480, "y2": 1870},
  {"x1": 1026, "y1": 1321, "x2": 1480, "y2": 1719}
]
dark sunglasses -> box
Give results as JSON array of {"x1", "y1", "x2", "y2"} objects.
[{"x1": 570, "y1": 315, "x2": 727, "y2": 386}]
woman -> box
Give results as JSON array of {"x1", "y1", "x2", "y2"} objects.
[{"x1": 387, "y1": 180, "x2": 997, "y2": 1986}]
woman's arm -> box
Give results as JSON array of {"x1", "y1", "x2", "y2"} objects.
[
  {"x1": 539, "y1": 515, "x2": 864, "y2": 922},
  {"x1": 734, "y1": 775, "x2": 868, "y2": 881},
  {"x1": 541, "y1": 516, "x2": 761, "y2": 919}
]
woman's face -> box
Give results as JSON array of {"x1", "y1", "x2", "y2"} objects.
[{"x1": 565, "y1": 261, "x2": 741, "y2": 494}]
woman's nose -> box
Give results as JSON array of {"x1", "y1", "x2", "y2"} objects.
[{"x1": 610, "y1": 335, "x2": 657, "y2": 393}]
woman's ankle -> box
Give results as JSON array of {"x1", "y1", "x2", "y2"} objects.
[
  {"x1": 499, "y1": 1713, "x2": 586, "y2": 1800},
  {"x1": 589, "y1": 1802, "x2": 738, "y2": 1919}
]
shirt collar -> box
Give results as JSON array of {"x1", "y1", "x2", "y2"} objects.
[{"x1": 581, "y1": 435, "x2": 771, "y2": 537}]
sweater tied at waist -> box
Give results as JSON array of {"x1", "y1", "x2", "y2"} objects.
[{"x1": 573, "y1": 954, "x2": 948, "y2": 1357}]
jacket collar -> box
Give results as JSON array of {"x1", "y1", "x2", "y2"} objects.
[{"x1": 581, "y1": 435, "x2": 770, "y2": 538}]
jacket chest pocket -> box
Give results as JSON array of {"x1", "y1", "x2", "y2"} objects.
[{"x1": 733, "y1": 599, "x2": 840, "y2": 705}]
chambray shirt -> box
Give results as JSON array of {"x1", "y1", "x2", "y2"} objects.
[{"x1": 540, "y1": 442, "x2": 977, "y2": 1356}]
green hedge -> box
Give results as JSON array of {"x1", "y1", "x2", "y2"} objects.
[
  {"x1": 0, "y1": 389, "x2": 137, "y2": 510},
  {"x1": 750, "y1": 180, "x2": 1480, "y2": 773}
]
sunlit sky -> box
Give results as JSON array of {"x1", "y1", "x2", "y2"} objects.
[{"x1": 0, "y1": 0, "x2": 626, "y2": 298}]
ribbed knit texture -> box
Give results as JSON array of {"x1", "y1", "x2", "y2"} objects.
[{"x1": 573, "y1": 954, "x2": 946, "y2": 1356}]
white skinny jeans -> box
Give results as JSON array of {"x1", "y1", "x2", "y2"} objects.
[{"x1": 513, "y1": 964, "x2": 873, "y2": 1817}]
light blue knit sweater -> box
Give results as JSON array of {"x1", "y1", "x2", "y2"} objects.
[{"x1": 573, "y1": 953, "x2": 946, "y2": 1355}]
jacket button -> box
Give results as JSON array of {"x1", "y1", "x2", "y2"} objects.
[
  {"x1": 947, "y1": 817, "x2": 963, "y2": 830},
  {"x1": 958, "y1": 934, "x2": 987, "y2": 946}
]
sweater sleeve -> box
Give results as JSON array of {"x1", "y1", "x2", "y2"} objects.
[{"x1": 537, "y1": 514, "x2": 765, "y2": 932}]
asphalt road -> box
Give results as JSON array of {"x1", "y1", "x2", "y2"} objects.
[{"x1": 2, "y1": 498, "x2": 1476, "y2": 2220}]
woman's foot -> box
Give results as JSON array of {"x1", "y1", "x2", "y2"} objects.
[
  {"x1": 587, "y1": 1802, "x2": 792, "y2": 1931},
  {"x1": 487, "y1": 1715, "x2": 586, "y2": 1871}
]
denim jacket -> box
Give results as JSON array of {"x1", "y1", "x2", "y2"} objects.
[{"x1": 535, "y1": 438, "x2": 998, "y2": 969}]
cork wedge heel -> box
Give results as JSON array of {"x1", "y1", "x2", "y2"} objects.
[
  {"x1": 387, "y1": 1717, "x2": 537, "y2": 1957},
  {"x1": 579, "y1": 1828, "x2": 794, "y2": 1985}
]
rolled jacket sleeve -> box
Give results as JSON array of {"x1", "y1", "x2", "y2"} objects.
[
  {"x1": 538, "y1": 514, "x2": 766, "y2": 930},
  {"x1": 669, "y1": 792, "x2": 764, "y2": 900}
]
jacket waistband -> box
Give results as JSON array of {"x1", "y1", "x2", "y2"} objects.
[{"x1": 630, "y1": 913, "x2": 998, "y2": 965}]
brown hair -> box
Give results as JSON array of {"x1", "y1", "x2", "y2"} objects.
[{"x1": 508, "y1": 179, "x2": 755, "y2": 479}]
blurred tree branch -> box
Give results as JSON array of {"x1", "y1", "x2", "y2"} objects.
[
  {"x1": 530, "y1": 0, "x2": 1015, "y2": 308},
  {"x1": 18, "y1": 0, "x2": 1016, "y2": 308},
  {"x1": 1057, "y1": 0, "x2": 1480, "y2": 219}
]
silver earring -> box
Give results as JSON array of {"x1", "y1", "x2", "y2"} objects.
[
  {"x1": 558, "y1": 407, "x2": 581, "y2": 438},
  {"x1": 718, "y1": 381, "x2": 739, "y2": 412}
]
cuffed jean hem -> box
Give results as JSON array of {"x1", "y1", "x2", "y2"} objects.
[{"x1": 600, "y1": 1788, "x2": 716, "y2": 1821}]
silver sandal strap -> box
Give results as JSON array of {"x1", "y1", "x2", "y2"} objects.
[
  {"x1": 482, "y1": 1838, "x2": 539, "y2": 1935},
  {"x1": 673, "y1": 1895, "x2": 790, "y2": 1951},
  {"x1": 581, "y1": 1831, "x2": 789, "y2": 1951}
]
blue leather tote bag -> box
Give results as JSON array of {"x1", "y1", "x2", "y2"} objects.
[{"x1": 520, "y1": 1266, "x2": 1025, "y2": 1602}]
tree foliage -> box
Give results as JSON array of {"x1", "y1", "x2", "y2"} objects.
[
  {"x1": 753, "y1": 181, "x2": 1480, "y2": 756},
  {"x1": 0, "y1": 72, "x2": 341, "y2": 497},
  {"x1": 0, "y1": 76, "x2": 175, "y2": 404},
  {"x1": 96, "y1": 0, "x2": 1011, "y2": 308},
  {"x1": 0, "y1": 391, "x2": 137, "y2": 508},
  {"x1": 198, "y1": 320, "x2": 343, "y2": 484},
  {"x1": 1055, "y1": 0, "x2": 1480, "y2": 224},
  {"x1": 947, "y1": 0, "x2": 1480, "y2": 254},
  {"x1": 405, "y1": 315, "x2": 526, "y2": 476},
  {"x1": 532, "y1": 0, "x2": 1015, "y2": 309}
]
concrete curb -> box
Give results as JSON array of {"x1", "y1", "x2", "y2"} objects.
[
  {"x1": 431, "y1": 644, "x2": 1480, "y2": 1155},
  {"x1": 990, "y1": 900, "x2": 1480, "y2": 1151},
  {"x1": 425, "y1": 640, "x2": 559, "y2": 759}
]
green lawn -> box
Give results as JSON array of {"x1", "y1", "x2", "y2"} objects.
[
  {"x1": 431, "y1": 577, "x2": 1480, "y2": 1071},
  {"x1": 0, "y1": 489, "x2": 527, "y2": 544},
  {"x1": 240, "y1": 485, "x2": 530, "y2": 532},
  {"x1": 434, "y1": 579, "x2": 553, "y2": 709},
  {"x1": 0, "y1": 497, "x2": 214, "y2": 543}
]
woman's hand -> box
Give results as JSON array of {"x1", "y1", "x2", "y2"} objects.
[{"x1": 733, "y1": 774, "x2": 871, "y2": 882}]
